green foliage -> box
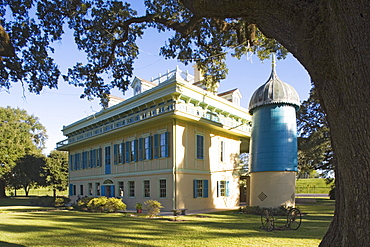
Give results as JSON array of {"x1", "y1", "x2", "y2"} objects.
[
  {"x1": 135, "y1": 202, "x2": 142, "y2": 209},
  {"x1": 87, "y1": 197, "x2": 108, "y2": 212},
  {"x1": 297, "y1": 87, "x2": 334, "y2": 178},
  {"x1": 85, "y1": 196, "x2": 126, "y2": 213},
  {"x1": 30, "y1": 196, "x2": 70, "y2": 207},
  {"x1": 105, "y1": 197, "x2": 126, "y2": 213},
  {"x1": 8, "y1": 154, "x2": 47, "y2": 196},
  {"x1": 0, "y1": 107, "x2": 47, "y2": 176},
  {"x1": 0, "y1": 1, "x2": 286, "y2": 105},
  {"x1": 45, "y1": 150, "x2": 69, "y2": 197},
  {"x1": 144, "y1": 199, "x2": 163, "y2": 217},
  {"x1": 77, "y1": 197, "x2": 94, "y2": 210}
]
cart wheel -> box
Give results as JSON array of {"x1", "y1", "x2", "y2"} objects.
[
  {"x1": 287, "y1": 208, "x2": 302, "y2": 230},
  {"x1": 261, "y1": 209, "x2": 274, "y2": 231}
]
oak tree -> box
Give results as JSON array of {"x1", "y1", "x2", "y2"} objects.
[{"x1": 0, "y1": 106, "x2": 47, "y2": 197}]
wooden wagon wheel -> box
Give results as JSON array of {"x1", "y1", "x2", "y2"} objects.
[
  {"x1": 261, "y1": 209, "x2": 274, "y2": 231},
  {"x1": 286, "y1": 208, "x2": 302, "y2": 230}
]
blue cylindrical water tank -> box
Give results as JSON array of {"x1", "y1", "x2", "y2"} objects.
[{"x1": 249, "y1": 104, "x2": 298, "y2": 172}]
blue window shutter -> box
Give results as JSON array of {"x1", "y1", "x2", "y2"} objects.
[
  {"x1": 125, "y1": 141, "x2": 130, "y2": 163},
  {"x1": 148, "y1": 136, "x2": 153, "y2": 160},
  {"x1": 110, "y1": 185, "x2": 115, "y2": 197},
  {"x1": 217, "y1": 181, "x2": 219, "y2": 197},
  {"x1": 69, "y1": 155, "x2": 73, "y2": 171},
  {"x1": 203, "y1": 180, "x2": 208, "y2": 198},
  {"x1": 89, "y1": 150, "x2": 93, "y2": 168},
  {"x1": 154, "y1": 134, "x2": 159, "y2": 159},
  {"x1": 226, "y1": 181, "x2": 230, "y2": 197},
  {"x1": 138, "y1": 138, "x2": 143, "y2": 161},
  {"x1": 134, "y1": 139, "x2": 138, "y2": 162},
  {"x1": 69, "y1": 184, "x2": 73, "y2": 196},
  {"x1": 121, "y1": 142, "x2": 125, "y2": 164},
  {"x1": 113, "y1": 144, "x2": 118, "y2": 165},
  {"x1": 164, "y1": 132, "x2": 170, "y2": 157},
  {"x1": 193, "y1": 180, "x2": 198, "y2": 198},
  {"x1": 101, "y1": 185, "x2": 105, "y2": 196}
]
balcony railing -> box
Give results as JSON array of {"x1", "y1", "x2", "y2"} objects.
[{"x1": 56, "y1": 101, "x2": 251, "y2": 149}]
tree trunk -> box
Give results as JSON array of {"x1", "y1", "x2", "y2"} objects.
[
  {"x1": 53, "y1": 187, "x2": 57, "y2": 199},
  {"x1": 0, "y1": 179, "x2": 7, "y2": 198},
  {"x1": 24, "y1": 186, "x2": 29, "y2": 197},
  {"x1": 182, "y1": 0, "x2": 370, "y2": 245}
]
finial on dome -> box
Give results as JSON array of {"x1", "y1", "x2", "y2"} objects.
[{"x1": 270, "y1": 52, "x2": 278, "y2": 79}]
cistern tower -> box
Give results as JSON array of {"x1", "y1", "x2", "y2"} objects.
[{"x1": 248, "y1": 54, "x2": 300, "y2": 208}]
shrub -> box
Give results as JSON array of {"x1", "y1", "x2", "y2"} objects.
[
  {"x1": 55, "y1": 197, "x2": 71, "y2": 207},
  {"x1": 144, "y1": 200, "x2": 163, "y2": 217},
  {"x1": 30, "y1": 196, "x2": 70, "y2": 207},
  {"x1": 77, "y1": 197, "x2": 94, "y2": 210},
  {"x1": 105, "y1": 198, "x2": 126, "y2": 213},
  {"x1": 87, "y1": 197, "x2": 108, "y2": 212}
]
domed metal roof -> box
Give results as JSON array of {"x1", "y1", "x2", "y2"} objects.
[{"x1": 248, "y1": 54, "x2": 300, "y2": 114}]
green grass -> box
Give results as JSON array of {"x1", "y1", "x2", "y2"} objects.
[
  {"x1": 296, "y1": 178, "x2": 332, "y2": 194},
  {"x1": 0, "y1": 198, "x2": 334, "y2": 247}
]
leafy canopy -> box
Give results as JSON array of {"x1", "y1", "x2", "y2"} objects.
[
  {"x1": 0, "y1": 0, "x2": 287, "y2": 105},
  {"x1": 0, "y1": 106, "x2": 47, "y2": 176},
  {"x1": 297, "y1": 87, "x2": 333, "y2": 178}
]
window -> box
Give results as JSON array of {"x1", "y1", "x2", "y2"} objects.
[
  {"x1": 143, "y1": 180, "x2": 150, "y2": 198},
  {"x1": 220, "y1": 140, "x2": 225, "y2": 162},
  {"x1": 193, "y1": 179, "x2": 208, "y2": 198},
  {"x1": 69, "y1": 184, "x2": 76, "y2": 196},
  {"x1": 69, "y1": 155, "x2": 74, "y2": 171},
  {"x1": 105, "y1": 146, "x2": 111, "y2": 174},
  {"x1": 118, "y1": 181, "x2": 124, "y2": 197},
  {"x1": 82, "y1": 151, "x2": 88, "y2": 169},
  {"x1": 139, "y1": 136, "x2": 153, "y2": 161},
  {"x1": 154, "y1": 132, "x2": 169, "y2": 158},
  {"x1": 128, "y1": 181, "x2": 135, "y2": 197},
  {"x1": 196, "y1": 135, "x2": 204, "y2": 159},
  {"x1": 159, "y1": 179, "x2": 166, "y2": 198},
  {"x1": 97, "y1": 148, "x2": 102, "y2": 167},
  {"x1": 144, "y1": 136, "x2": 153, "y2": 160},
  {"x1": 80, "y1": 184, "x2": 84, "y2": 196},
  {"x1": 88, "y1": 183, "x2": 93, "y2": 196},
  {"x1": 125, "y1": 140, "x2": 137, "y2": 162},
  {"x1": 217, "y1": 181, "x2": 229, "y2": 197},
  {"x1": 90, "y1": 149, "x2": 96, "y2": 168},
  {"x1": 96, "y1": 182, "x2": 100, "y2": 196}
]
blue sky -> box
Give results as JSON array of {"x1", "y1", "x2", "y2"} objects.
[{"x1": 0, "y1": 2, "x2": 311, "y2": 155}]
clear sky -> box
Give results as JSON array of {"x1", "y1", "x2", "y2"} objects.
[{"x1": 0, "y1": 2, "x2": 312, "y2": 155}]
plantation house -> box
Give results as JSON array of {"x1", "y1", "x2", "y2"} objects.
[{"x1": 57, "y1": 66, "x2": 251, "y2": 211}]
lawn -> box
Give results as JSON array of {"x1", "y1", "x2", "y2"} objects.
[
  {"x1": 0, "y1": 198, "x2": 334, "y2": 247},
  {"x1": 296, "y1": 178, "x2": 332, "y2": 194}
]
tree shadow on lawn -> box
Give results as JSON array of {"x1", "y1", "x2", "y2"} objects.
[
  {"x1": 0, "y1": 210, "x2": 333, "y2": 246},
  {"x1": 0, "y1": 241, "x2": 25, "y2": 247}
]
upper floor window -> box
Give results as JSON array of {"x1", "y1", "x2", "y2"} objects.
[
  {"x1": 154, "y1": 132, "x2": 169, "y2": 159},
  {"x1": 196, "y1": 135, "x2": 204, "y2": 160},
  {"x1": 220, "y1": 140, "x2": 225, "y2": 162}
]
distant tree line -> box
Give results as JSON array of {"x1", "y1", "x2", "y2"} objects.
[{"x1": 0, "y1": 106, "x2": 68, "y2": 198}]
